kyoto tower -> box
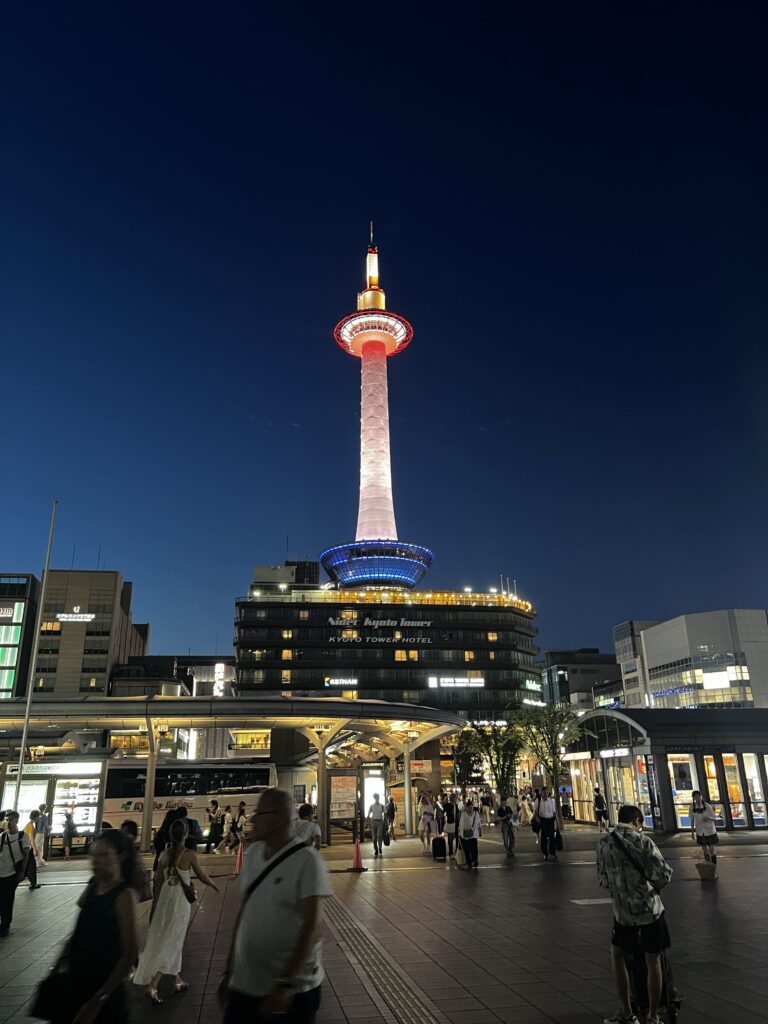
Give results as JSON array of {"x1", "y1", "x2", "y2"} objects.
[{"x1": 320, "y1": 229, "x2": 433, "y2": 588}]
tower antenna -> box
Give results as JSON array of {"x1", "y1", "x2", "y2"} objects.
[{"x1": 369, "y1": 220, "x2": 374, "y2": 245}]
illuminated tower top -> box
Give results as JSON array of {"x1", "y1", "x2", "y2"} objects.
[{"x1": 320, "y1": 230, "x2": 433, "y2": 589}]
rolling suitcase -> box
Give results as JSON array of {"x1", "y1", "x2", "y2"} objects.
[
  {"x1": 432, "y1": 835, "x2": 447, "y2": 861},
  {"x1": 626, "y1": 949, "x2": 682, "y2": 1024}
]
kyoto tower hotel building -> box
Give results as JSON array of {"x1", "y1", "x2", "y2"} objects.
[{"x1": 234, "y1": 234, "x2": 541, "y2": 719}]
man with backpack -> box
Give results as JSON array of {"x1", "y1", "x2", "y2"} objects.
[
  {"x1": 596, "y1": 804, "x2": 673, "y2": 1024},
  {"x1": 594, "y1": 787, "x2": 610, "y2": 831},
  {"x1": 219, "y1": 788, "x2": 331, "y2": 1024}
]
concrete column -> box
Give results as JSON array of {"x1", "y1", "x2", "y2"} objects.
[
  {"x1": 141, "y1": 746, "x2": 157, "y2": 853},
  {"x1": 654, "y1": 749, "x2": 677, "y2": 832},
  {"x1": 403, "y1": 742, "x2": 413, "y2": 836},
  {"x1": 317, "y1": 745, "x2": 328, "y2": 846},
  {"x1": 714, "y1": 754, "x2": 734, "y2": 829},
  {"x1": 736, "y1": 753, "x2": 753, "y2": 828}
]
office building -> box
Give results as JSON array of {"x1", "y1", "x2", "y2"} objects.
[
  {"x1": 613, "y1": 610, "x2": 768, "y2": 709},
  {"x1": 540, "y1": 648, "x2": 622, "y2": 707},
  {"x1": 0, "y1": 574, "x2": 41, "y2": 699},
  {"x1": 32, "y1": 570, "x2": 149, "y2": 698}
]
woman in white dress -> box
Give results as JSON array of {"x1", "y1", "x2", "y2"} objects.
[{"x1": 134, "y1": 819, "x2": 219, "y2": 1003}]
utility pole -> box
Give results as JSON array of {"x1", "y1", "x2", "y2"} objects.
[{"x1": 13, "y1": 500, "x2": 58, "y2": 811}]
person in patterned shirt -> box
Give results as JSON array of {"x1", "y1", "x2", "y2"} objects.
[{"x1": 596, "y1": 804, "x2": 673, "y2": 1024}]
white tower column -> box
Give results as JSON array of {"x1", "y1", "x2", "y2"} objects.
[{"x1": 356, "y1": 339, "x2": 398, "y2": 541}]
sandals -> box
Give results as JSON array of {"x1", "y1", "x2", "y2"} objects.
[
  {"x1": 147, "y1": 990, "x2": 163, "y2": 1005},
  {"x1": 174, "y1": 981, "x2": 189, "y2": 994}
]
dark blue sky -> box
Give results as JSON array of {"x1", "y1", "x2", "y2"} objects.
[{"x1": 2, "y1": 5, "x2": 767, "y2": 655}]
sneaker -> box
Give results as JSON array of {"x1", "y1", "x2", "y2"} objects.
[
  {"x1": 0, "y1": 927, "x2": 8, "y2": 938},
  {"x1": 603, "y1": 1012, "x2": 640, "y2": 1024}
]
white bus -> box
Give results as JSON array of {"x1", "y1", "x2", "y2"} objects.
[{"x1": 103, "y1": 759, "x2": 278, "y2": 839}]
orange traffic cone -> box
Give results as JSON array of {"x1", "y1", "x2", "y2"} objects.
[{"x1": 346, "y1": 839, "x2": 368, "y2": 873}]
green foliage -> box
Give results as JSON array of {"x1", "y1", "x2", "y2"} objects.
[
  {"x1": 453, "y1": 732, "x2": 483, "y2": 787},
  {"x1": 462, "y1": 721, "x2": 525, "y2": 796},
  {"x1": 514, "y1": 703, "x2": 582, "y2": 803}
]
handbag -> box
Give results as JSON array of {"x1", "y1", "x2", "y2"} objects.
[
  {"x1": 382, "y1": 829, "x2": 390, "y2": 847},
  {"x1": 170, "y1": 864, "x2": 197, "y2": 904},
  {"x1": 531, "y1": 819, "x2": 541, "y2": 834},
  {"x1": 31, "y1": 970, "x2": 81, "y2": 1021},
  {"x1": 455, "y1": 843, "x2": 466, "y2": 867},
  {"x1": 555, "y1": 829, "x2": 564, "y2": 851}
]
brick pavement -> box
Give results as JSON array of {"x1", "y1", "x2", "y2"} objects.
[{"x1": 1, "y1": 828, "x2": 767, "y2": 1024}]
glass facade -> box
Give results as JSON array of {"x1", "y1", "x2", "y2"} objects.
[{"x1": 650, "y1": 653, "x2": 753, "y2": 708}]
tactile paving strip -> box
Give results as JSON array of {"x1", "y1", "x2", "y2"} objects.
[{"x1": 324, "y1": 895, "x2": 447, "y2": 1024}]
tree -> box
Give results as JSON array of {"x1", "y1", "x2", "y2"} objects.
[
  {"x1": 514, "y1": 704, "x2": 582, "y2": 815},
  {"x1": 462, "y1": 721, "x2": 525, "y2": 796},
  {"x1": 453, "y1": 732, "x2": 482, "y2": 788}
]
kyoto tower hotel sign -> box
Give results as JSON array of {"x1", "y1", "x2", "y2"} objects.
[{"x1": 320, "y1": 232, "x2": 433, "y2": 588}]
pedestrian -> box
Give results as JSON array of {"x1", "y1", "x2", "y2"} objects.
[
  {"x1": 174, "y1": 806, "x2": 204, "y2": 850},
  {"x1": 385, "y1": 796, "x2": 397, "y2": 840},
  {"x1": 62, "y1": 812, "x2": 77, "y2": 860},
  {"x1": 367, "y1": 793, "x2": 386, "y2": 856},
  {"x1": 690, "y1": 790, "x2": 718, "y2": 866},
  {"x1": 35, "y1": 804, "x2": 50, "y2": 864},
  {"x1": 219, "y1": 788, "x2": 332, "y2": 1024},
  {"x1": 517, "y1": 792, "x2": 531, "y2": 827},
  {"x1": 294, "y1": 804, "x2": 321, "y2": 851},
  {"x1": 206, "y1": 800, "x2": 223, "y2": 854},
  {"x1": 134, "y1": 818, "x2": 219, "y2": 1003},
  {"x1": 120, "y1": 820, "x2": 139, "y2": 841},
  {"x1": 0, "y1": 811, "x2": 31, "y2": 935},
  {"x1": 418, "y1": 792, "x2": 435, "y2": 852},
  {"x1": 443, "y1": 793, "x2": 458, "y2": 858},
  {"x1": 49, "y1": 828, "x2": 142, "y2": 1024},
  {"x1": 534, "y1": 787, "x2": 558, "y2": 861},
  {"x1": 232, "y1": 801, "x2": 248, "y2": 847},
  {"x1": 595, "y1": 787, "x2": 610, "y2": 831},
  {"x1": 153, "y1": 809, "x2": 177, "y2": 869},
  {"x1": 215, "y1": 805, "x2": 233, "y2": 854},
  {"x1": 458, "y1": 798, "x2": 482, "y2": 869},
  {"x1": 23, "y1": 811, "x2": 42, "y2": 889},
  {"x1": 435, "y1": 793, "x2": 446, "y2": 836},
  {"x1": 480, "y1": 791, "x2": 492, "y2": 827},
  {"x1": 597, "y1": 804, "x2": 673, "y2": 1024}
]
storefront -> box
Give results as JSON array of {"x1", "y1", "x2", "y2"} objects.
[
  {"x1": 568, "y1": 708, "x2": 768, "y2": 832},
  {"x1": 2, "y1": 759, "x2": 107, "y2": 854}
]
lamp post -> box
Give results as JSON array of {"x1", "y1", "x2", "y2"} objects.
[{"x1": 13, "y1": 500, "x2": 58, "y2": 812}]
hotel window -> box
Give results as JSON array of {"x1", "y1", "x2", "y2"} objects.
[
  {"x1": 282, "y1": 629, "x2": 293, "y2": 639},
  {"x1": 464, "y1": 651, "x2": 476, "y2": 662},
  {"x1": 41, "y1": 621, "x2": 61, "y2": 633},
  {"x1": 256, "y1": 609, "x2": 267, "y2": 619},
  {"x1": 489, "y1": 651, "x2": 495, "y2": 660},
  {"x1": 395, "y1": 651, "x2": 407, "y2": 662},
  {"x1": 341, "y1": 609, "x2": 357, "y2": 621},
  {"x1": 281, "y1": 669, "x2": 292, "y2": 684},
  {"x1": 394, "y1": 630, "x2": 402, "y2": 639},
  {"x1": 408, "y1": 650, "x2": 419, "y2": 661},
  {"x1": 487, "y1": 632, "x2": 498, "y2": 642},
  {"x1": 281, "y1": 650, "x2": 293, "y2": 660},
  {"x1": 342, "y1": 629, "x2": 359, "y2": 639},
  {"x1": 299, "y1": 610, "x2": 310, "y2": 620}
]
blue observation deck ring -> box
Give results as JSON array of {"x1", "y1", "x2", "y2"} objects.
[{"x1": 320, "y1": 540, "x2": 434, "y2": 590}]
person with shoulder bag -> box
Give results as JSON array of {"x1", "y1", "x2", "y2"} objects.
[
  {"x1": 0, "y1": 811, "x2": 30, "y2": 935},
  {"x1": 534, "y1": 788, "x2": 559, "y2": 861},
  {"x1": 690, "y1": 790, "x2": 718, "y2": 868},
  {"x1": 134, "y1": 818, "x2": 219, "y2": 1003},
  {"x1": 458, "y1": 799, "x2": 481, "y2": 870}
]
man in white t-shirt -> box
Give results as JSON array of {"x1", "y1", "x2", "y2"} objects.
[
  {"x1": 0, "y1": 811, "x2": 31, "y2": 937},
  {"x1": 367, "y1": 794, "x2": 386, "y2": 856},
  {"x1": 294, "y1": 804, "x2": 322, "y2": 850},
  {"x1": 221, "y1": 788, "x2": 331, "y2": 1024}
]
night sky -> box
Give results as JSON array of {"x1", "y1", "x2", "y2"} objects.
[{"x1": 3, "y1": 5, "x2": 767, "y2": 655}]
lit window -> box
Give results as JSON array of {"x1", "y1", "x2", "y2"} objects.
[
  {"x1": 394, "y1": 630, "x2": 402, "y2": 639},
  {"x1": 281, "y1": 669, "x2": 291, "y2": 683},
  {"x1": 342, "y1": 690, "x2": 358, "y2": 700},
  {"x1": 464, "y1": 651, "x2": 475, "y2": 662},
  {"x1": 395, "y1": 651, "x2": 407, "y2": 662},
  {"x1": 282, "y1": 650, "x2": 293, "y2": 660},
  {"x1": 487, "y1": 632, "x2": 498, "y2": 642},
  {"x1": 341, "y1": 609, "x2": 357, "y2": 621},
  {"x1": 282, "y1": 629, "x2": 293, "y2": 639},
  {"x1": 489, "y1": 651, "x2": 496, "y2": 661},
  {"x1": 41, "y1": 621, "x2": 61, "y2": 633},
  {"x1": 342, "y1": 629, "x2": 359, "y2": 639},
  {"x1": 299, "y1": 610, "x2": 310, "y2": 620},
  {"x1": 408, "y1": 650, "x2": 419, "y2": 661}
]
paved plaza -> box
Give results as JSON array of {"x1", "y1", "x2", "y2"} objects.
[{"x1": 1, "y1": 828, "x2": 767, "y2": 1024}]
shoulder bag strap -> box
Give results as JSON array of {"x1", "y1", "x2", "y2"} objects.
[
  {"x1": 242, "y1": 842, "x2": 306, "y2": 906},
  {"x1": 610, "y1": 831, "x2": 652, "y2": 884}
]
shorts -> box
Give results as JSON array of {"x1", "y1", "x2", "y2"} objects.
[
  {"x1": 596, "y1": 810, "x2": 608, "y2": 822},
  {"x1": 612, "y1": 913, "x2": 671, "y2": 955},
  {"x1": 696, "y1": 832, "x2": 719, "y2": 846}
]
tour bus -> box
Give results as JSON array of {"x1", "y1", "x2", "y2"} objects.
[{"x1": 102, "y1": 759, "x2": 279, "y2": 840}]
